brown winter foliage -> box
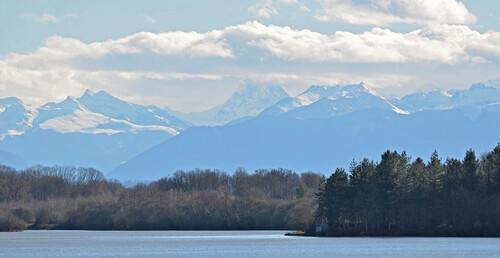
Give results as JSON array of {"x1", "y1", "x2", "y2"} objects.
[{"x1": 0, "y1": 166, "x2": 321, "y2": 231}]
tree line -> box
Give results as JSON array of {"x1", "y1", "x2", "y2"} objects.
[
  {"x1": 0, "y1": 166, "x2": 321, "y2": 231},
  {"x1": 315, "y1": 144, "x2": 500, "y2": 236},
  {"x1": 1, "y1": 145, "x2": 499, "y2": 236}
]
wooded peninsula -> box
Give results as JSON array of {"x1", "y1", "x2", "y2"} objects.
[{"x1": 0, "y1": 144, "x2": 499, "y2": 237}]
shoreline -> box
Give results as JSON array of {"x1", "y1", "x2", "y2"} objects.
[{"x1": 3, "y1": 229, "x2": 499, "y2": 238}]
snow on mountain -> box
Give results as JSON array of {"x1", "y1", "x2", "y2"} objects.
[
  {"x1": 0, "y1": 97, "x2": 36, "y2": 140},
  {"x1": 165, "y1": 85, "x2": 289, "y2": 126},
  {"x1": 32, "y1": 90, "x2": 190, "y2": 135},
  {"x1": 390, "y1": 90, "x2": 452, "y2": 112},
  {"x1": 0, "y1": 90, "x2": 191, "y2": 172},
  {"x1": 78, "y1": 89, "x2": 190, "y2": 130},
  {"x1": 391, "y1": 83, "x2": 500, "y2": 113},
  {"x1": 213, "y1": 85, "x2": 289, "y2": 125},
  {"x1": 261, "y1": 83, "x2": 407, "y2": 118},
  {"x1": 450, "y1": 83, "x2": 500, "y2": 106}
]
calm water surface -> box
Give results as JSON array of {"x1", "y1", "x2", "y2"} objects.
[{"x1": 0, "y1": 230, "x2": 499, "y2": 257}]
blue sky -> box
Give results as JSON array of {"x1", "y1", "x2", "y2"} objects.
[{"x1": 1, "y1": 0, "x2": 500, "y2": 112}]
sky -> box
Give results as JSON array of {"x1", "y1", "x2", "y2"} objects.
[{"x1": 1, "y1": 0, "x2": 500, "y2": 112}]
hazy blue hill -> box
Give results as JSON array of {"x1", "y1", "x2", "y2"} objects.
[
  {"x1": 0, "y1": 150, "x2": 27, "y2": 169},
  {"x1": 0, "y1": 128, "x2": 174, "y2": 172},
  {"x1": 109, "y1": 108, "x2": 500, "y2": 180}
]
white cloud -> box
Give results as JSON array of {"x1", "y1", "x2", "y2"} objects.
[
  {"x1": 116, "y1": 31, "x2": 234, "y2": 58},
  {"x1": 471, "y1": 56, "x2": 487, "y2": 64},
  {"x1": 143, "y1": 15, "x2": 157, "y2": 23},
  {"x1": 4, "y1": 20, "x2": 500, "y2": 68},
  {"x1": 20, "y1": 13, "x2": 78, "y2": 23},
  {"x1": 224, "y1": 21, "x2": 500, "y2": 64},
  {"x1": 0, "y1": 28, "x2": 235, "y2": 107},
  {"x1": 5, "y1": 30, "x2": 234, "y2": 70},
  {"x1": 36, "y1": 14, "x2": 61, "y2": 23},
  {"x1": 298, "y1": 5, "x2": 311, "y2": 12},
  {"x1": 278, "y1": 0, "x2": 310, "y2": 11},
  {"x1": 315, "y1": 0, "x2": 477, "y2": 26},
  {"x1": 0, "y1": 58, "x2": 225, "y2": 107},
  {"x1": 249, "y1": 0, "x2": 279, "y2": 19},
  {"x1": 2, "y1": 21, "x2": 500, "y2": 110},
  {"x1": 248, "y1": 0, "x2": 310, "y2": 19}
]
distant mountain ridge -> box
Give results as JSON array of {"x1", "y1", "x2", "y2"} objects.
[
  {"x1": 390, "y1": 83, "x2": 500, "y2": 113},
  {"x1": 109, "y1": 82, "x2": 500, "y2": 180},
  {"x1": 109, "y1": 108, "x2": 500, "y2": 180},
  {"x1": 1, "y1": 82, "x2": 499, "y2": 176},
  {"x1": 0, "y1": 90, "x2": 191, "y2": 171},
  {"x1": 34, "y1": 89, "x2": 190, "y2": 135},
  {"x1": 0, "y1": 150, "x2": 27, "y2": 169},
  {"x1": 0, "y1": 85, "x2": 290, "y2": 170},
  {"x1": 165, "y1": 85, "x2": 289, "y2": 126},
  {"x1": 261, "y1": 83, "x2": 407, "y2": 119}
]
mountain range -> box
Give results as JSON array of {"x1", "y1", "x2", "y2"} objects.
[
  {"x1": 1, "y1": 82, "x2": 499, "y2": 180},
  {"x1": 0, "y1": 89, "x2": 190, "y2": 171},
  {"x1": 391, "y1": 83, "x2": 500, "y2": 113},
  {"x1": 0, "y1": 86, "x2": 288, "y2": 171},
  {"x1": 261, "y1": 83, "x2": 407, "y2": 119},
  {"x1": 109, "y1": 82, "x2": 500, "y2": 180}
]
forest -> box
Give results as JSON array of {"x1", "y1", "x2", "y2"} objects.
[
  {"x1": 0, "y1": 144, "x2": 499, "y2": 237},
  {"x1": 316, "y1": 144, "x2": 500, "y2": 236}
]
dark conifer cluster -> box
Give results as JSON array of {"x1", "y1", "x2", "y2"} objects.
[{"x1": 315, "y1": 145, "x2": 500, "y2": 236}]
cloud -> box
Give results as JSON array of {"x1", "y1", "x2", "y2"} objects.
[
  {"x1": 0, "y1": 58, "x2": 225, "y2": 107},
  {"x1": 0, "y1": 52, "x2": 414, "y2": 109},
  {"x1": 4, "y1": 20, "x2": 500, "y2": 69},
  {"x1": 20, "y1": 13, "x2": 78, "y2": 23},
  {"x1": 315, "y1": 0, "x2": 477, "y2": 26},
  {"x1": 2, "y1": 21, "x2": 500, "y2": 110},
  {"x1": 248, "y1": 0, "x2": 309, "y2": 19},
  {"x1": 224, "y1": 21, "x2": 500, "y2": 64},
  {"x1": 116, "y1": 31, "x2": 234, "y2": 58},
  {"x1": 143, "y1": 15, "x2": 157, "y2": 23},
  {"x1": 36, "y1": 14, "x2": 61, "y2": 23},
  {"x1": 5, "y1": 30, "x2": 234, "y2": 70},
  {"x1": 249, "y1": 0, "x2": 279, "y2": 19},
  {"x1": 471, "y1": 56, "x2": 487, "y2": 64}
]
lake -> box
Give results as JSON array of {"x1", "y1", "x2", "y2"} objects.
[{"x1": 0, "y1": 231, "x2": 499, "y2": 257}]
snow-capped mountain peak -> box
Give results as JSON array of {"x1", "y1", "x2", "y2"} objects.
[
  {"x1": 168, "y1": 85, "x2": 290, "y2": 126},
  {"x1": 42, "y1": 96, "x2": 86, "y2": 111},
  {"x1": 261, "y1": 83, "x2": 407, "y2": 118},
  {"x1": 82, "y1": 89, "x2": 97, "y2": 97},
  {"x1": 0, "y1": 90, "x2": 192, "y2": 172},
  {"x1": 391, "y1": 83, "x2": 500, "y2": 113},
  {"x1": 0, "y1": 97, "x2": 36, "y2": 139}
]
